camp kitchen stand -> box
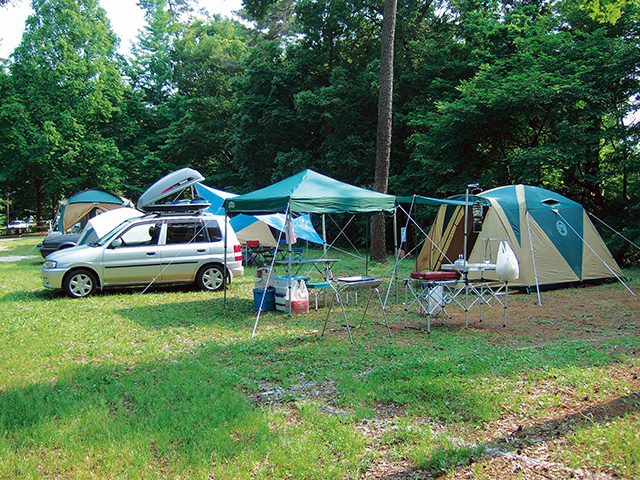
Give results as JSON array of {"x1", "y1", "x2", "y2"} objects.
[{"x1": 404, "y1": 263, "x2": 508, "y2": 333}]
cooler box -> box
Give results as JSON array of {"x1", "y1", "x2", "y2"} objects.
[
  {"x1": 423, "y1": 284, "x2": 444, "y2": 315},
  {"x1": 410, "y1": 271, "x2": 457, "y2": 281},
  {"x1": 253, "y1": 287, "x2": 275, "y2": 311},
  {"x1": 273, "y1": 276, "x2": 310, "y2": 298}
]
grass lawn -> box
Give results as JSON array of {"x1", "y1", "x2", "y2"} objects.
[{"x1": 0, "y1": 235, "x2": 639, "y2": 479}]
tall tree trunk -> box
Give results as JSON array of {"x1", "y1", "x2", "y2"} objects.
[{"x1": 371, "y1": 0, "x2": 398, "y2": 262}]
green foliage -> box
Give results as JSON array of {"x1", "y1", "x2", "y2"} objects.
[
  {"x1": 405, "y1": 0, "x2": 640, "y2": 207},
  {"x1": 0, "y1": 0, "x2": 639, "y2": 263},
  {"x1": 1, "y1": 0, "x2": 127, "y2": 220},
  {"x1": 581, "y1": 0, "x2": 638, "y2": 24}
]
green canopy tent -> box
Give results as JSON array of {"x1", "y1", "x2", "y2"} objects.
[
  {"x1": 223, "y1": 169, "x2": 396, "y2": 215},
  {"x1": 222, "y1": 169, "x2": 396, "y2": 336}
]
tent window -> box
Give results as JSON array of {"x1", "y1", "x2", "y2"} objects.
[{"x1": 541, "y1": 198, "x2": 561, "y2": 206}]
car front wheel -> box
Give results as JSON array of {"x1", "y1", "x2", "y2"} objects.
[
  {"x1": 197, "y1": 264, "x2": 226, "y2": 292},
  {"x1": 63, "y1": 269, "x2": 98, "y2": 298}
]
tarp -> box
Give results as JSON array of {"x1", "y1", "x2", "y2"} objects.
[
  {"x1": 195, "y1": 183, "x2": 323, "y2": 246},
  {"x1": 57, "y1": 190, "x2": 133, "y2": 232},
  {"x1": 413, "y1": 184, "x2": 623, "y2": 289},
  {"x1": 223, "y1": 169, "x2": 396, "y2": 215},
  {"x1": 397, "y1": 195, "x2": 470, "y2": 207}
]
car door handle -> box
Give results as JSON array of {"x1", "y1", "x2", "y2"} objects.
[
  {"x1": 197, "y1": 249, "x2": 206, "y2": 253},
  {"x1": 147, "y1": 252, "x2": 157, "y2": 256}
]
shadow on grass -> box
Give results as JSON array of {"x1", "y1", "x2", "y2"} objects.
[
  {"x1": 493, "y1": 391, "x2": 640, "y2": 451},
  {"x1": 381, "y1": 392, "x2": 640, "y2": 479},
  {"x1": 116, "y1": 297, "x2": 256, "y2": 329},
  {"x1": 0, "y1": 345, "x2": 271, "y2": 474}
]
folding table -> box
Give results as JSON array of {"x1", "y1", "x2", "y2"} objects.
[
  {"x1": 321, "y1": 276, "x2": 392, "y2": 343},
  {"x1": 275, "y1": 258, "x2": 340, "y2": 280}
]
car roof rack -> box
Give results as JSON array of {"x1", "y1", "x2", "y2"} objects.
[{"x1": 142, "y1": 200, "x2": 211, "y2": 215}]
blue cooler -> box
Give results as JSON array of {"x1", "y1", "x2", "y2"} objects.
[{"x1": 253, "y1": 287, "x2": 275, "y2": 311}]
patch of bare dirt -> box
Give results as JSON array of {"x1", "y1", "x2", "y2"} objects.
[
  {"x1": 249, "y1": 285, "x2": 640, "y2": 479},
  {"x1": 400, "y1": 283, "x2": 640, "y2": 347}
]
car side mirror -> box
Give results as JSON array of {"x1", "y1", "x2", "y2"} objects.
[{"x1": 110, "y1": 238, "x2": 123, "y2": 249}]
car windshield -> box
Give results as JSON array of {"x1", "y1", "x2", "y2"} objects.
[{"x1": 96, "y1": 218, "x2": 139, "y2": 246}]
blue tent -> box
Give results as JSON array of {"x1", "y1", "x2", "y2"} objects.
[{"x1": 194, "y1": 183, "x2": 323, "y2": 246}]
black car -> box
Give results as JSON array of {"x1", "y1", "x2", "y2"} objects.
[{"x1": 38, "y1": 232, "x2": 81, "y2": 258}]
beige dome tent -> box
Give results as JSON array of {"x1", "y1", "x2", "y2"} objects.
[{"x1": 414, "y1": 185, "x2": 623, "y2": 290}]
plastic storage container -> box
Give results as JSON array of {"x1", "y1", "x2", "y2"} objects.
[
  {"x1": 274, "y1": 277, "x2": 309, "y2": 313},
  {"x1": 253, "y1": 287, "x2": 275, "y2": 311}
]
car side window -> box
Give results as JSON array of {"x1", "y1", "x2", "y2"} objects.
[
  {"x1": 166, "y1": 221, "x2": 207, "y2": 245},
  {"x1": 119, "y1": 222, "x2": 161, "y2": 247},
  {"x1": 204, "y1": 219, "x2": 222, "y2": 242}
]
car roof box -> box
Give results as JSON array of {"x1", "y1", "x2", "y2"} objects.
[{"x1": 137, "y1": 168, "x2": 210, "y2": 212}]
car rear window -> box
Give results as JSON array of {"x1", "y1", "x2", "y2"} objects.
[
  {"x1": 204, "y1": 219, "x2": 222, "y2": 242},
  {"x1": 166, "y1": 221, "x2": 207, "y2": 244}
]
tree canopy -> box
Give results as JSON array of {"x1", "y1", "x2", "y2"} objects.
[{"x1": 0, "y1": 0, "x2": 638, "y2": 262}]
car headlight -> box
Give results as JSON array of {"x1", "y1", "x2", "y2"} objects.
[{"x1": 43, "y1": 259, "x2": 57, "y2": 269}]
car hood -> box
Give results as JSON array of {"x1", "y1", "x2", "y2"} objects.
[
  {"x1": 45, "y1": 244, "x2": 101, "y2": 264},
  {"x1": 42, "y1": 232, "x2": 81, "y2": 246}
]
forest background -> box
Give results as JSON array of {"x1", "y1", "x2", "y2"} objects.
[{"x1": 0, "y1": 0, "x2": 639, "y2": 263}]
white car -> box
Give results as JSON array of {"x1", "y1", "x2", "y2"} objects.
[
  {"x1": 6, "y1": 220, "x2": 29, "y2": 234},
  {"x1": 42, "y1": 168, "x2": 244, "y2": 298}
]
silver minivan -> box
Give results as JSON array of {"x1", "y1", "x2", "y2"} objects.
[{"x1": 41, "y1": 169, "x2": 244, "y2": 298}]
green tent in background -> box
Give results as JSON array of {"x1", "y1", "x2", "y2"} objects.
[
  {"x1": 57, "y1": 190, "x2": 134, "y2": 232},
  {"x1": 223, "y1": 169, "x2": 396, "y2": 215}
]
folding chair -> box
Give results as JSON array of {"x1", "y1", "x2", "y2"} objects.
[{"x1": 244, "y1": 240, "x2": 263, "y2": 266}]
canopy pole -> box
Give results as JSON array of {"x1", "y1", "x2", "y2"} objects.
[
  {"x1": 365, "y1": 218, "x2": 370, "y2": 276},
  {"x1": 287, "y1": 210, "x2": 293, "y2": 316},
  {"x1": 322, "y1": 214, "x2": 327, "y2": 257},
  {"x1": 252, "y1": 210, "x2": 287, "y2": 339},
  {"x1": 526, "y1": 212, "x2": 542, "y2": 306},
  {"x1": 393, "y1": 207, "x2": 398, "y2": 302},
  {"x1": 556, "y1": 211, "x2": 636, "y2": 296},
  {"x1": 464, "y1": 187, "x2": 469, "y2": 263},
  {"x1": 224, "y1": 214, "x2": 228, "y2": 303}
]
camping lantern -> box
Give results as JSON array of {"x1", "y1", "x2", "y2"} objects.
[{"x1": 472, "y1": 200, "x2": 484, "y2": 233}]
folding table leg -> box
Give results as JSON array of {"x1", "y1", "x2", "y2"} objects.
[
  {"x1": 375, "y1": 288, "x2": 393, "y2": 337},
  {"x1": 322, "y1": 285, "x2": 354, "y2": 344},
  {"x1": 358, "y1": 288, "x2": 375, "y2": 328}
]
